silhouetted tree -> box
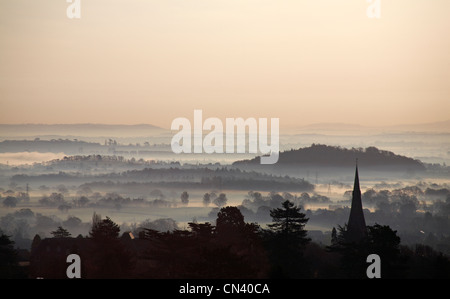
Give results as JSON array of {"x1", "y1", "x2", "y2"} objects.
[
  {"x1": 202, "y1": 193, "x2": 211, "y2": 207},
  {"x1": 75, "y1": 196, "x2": 89, "y2": 207},
  {"x1": 268, "y1": 200, "x2": 310, "y2": 244},
  {"x1": 87, "y1": 214, "x2": 133, "y2": 278},
  {"x1": 51, "y1": 226, "x2": 71, "y2": 238},
  {"x1": 265, "y1": 200, "x2": 311, "y2": 278},
  {"x1": 0, "y1": 232, "x2": 25, "y2": 278},
  {"x1": 329, "y1": 223, "x2": 407, "y2": 278},
  {"x1": 367, "y1": 224, "x2": 407, "y2": 278},
  {"x1": 216, "y1": 206, "x2": 245, "y2": 235},
  {"x1": 213, "y1": 206, "x2": 268, "y2": 278},
  {"x1": 89, "y1": 216, "x2": 120, "y2": 241},
  {"x1": 3, "y1": 196, "x2": 17, "y2": 207},
  {"x1": 213, "y1": 193, "x2": 227, "y2": 207},
  {"x1": 181, "y1": 191, "x2": 189, "y2": 205}
]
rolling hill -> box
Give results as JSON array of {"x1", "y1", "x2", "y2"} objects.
[{"x1": 233, "y1": 144, "x2": 426, "y2": 171}]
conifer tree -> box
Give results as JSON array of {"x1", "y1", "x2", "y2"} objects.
[
  {"x1": 266, "y1": 200, "x2": 311, "y2": 278},
  {"x1": 268, "y1": 200, "x2": 310, "y2": 245},
  {"x1": 51, "y1": 226, "x2": 71, "y2": 238}
]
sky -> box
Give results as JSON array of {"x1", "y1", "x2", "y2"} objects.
[{"x1": 0, "y1": 0, "x2": 449, "y2": 130}]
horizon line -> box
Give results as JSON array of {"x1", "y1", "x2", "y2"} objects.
[{"x1": 1, "y1": 119, "x2": 450, "y2": 132}]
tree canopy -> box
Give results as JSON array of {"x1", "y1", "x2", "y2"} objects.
[
  {"x1": 89, "y1": 214, "x2": 120, "y2": 241},
  {"x1": 265, "y1": 200, "x2": 311, "y2": 278},
  {"x1": 268, "y1": 200, "x2": 309, "y2": 244},
  {"x1": 51, "y1": 226, "x2": 71, "y2": 238}
]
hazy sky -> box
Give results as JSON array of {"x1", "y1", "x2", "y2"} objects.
[{"x1": 0, "y1": 0, "x2": 449, "y2": 130}]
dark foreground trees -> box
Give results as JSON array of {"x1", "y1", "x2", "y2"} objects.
[
  {"x1": 0, "y1": 232, "x2": 26, "y2": 278},
  {"x1": 87, "y1": 214, "x2": 133, "y2": 278},
  {"x1": 141, "y1": 206, "x2": 268, "y2": 278},
  {"x1": 323, "y1": 222, "x2": 450, "y2": 278},
  {"x1": 328, "y1": 223, "x2": 408, "y2": 278},
  {"x1": 264, "y1": 200, "x2": 311, "y2": 278},
  {"x1": 26, "y1": 203, "x2": 450, "y2": 279}
]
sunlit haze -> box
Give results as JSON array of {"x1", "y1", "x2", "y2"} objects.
[{"x1": 1, "y1": 0, "x2": 449, "y2": 129}]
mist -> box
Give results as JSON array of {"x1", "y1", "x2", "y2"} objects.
[{"x1": 1, "y1": 124, "x2": 449, "y2": 279}]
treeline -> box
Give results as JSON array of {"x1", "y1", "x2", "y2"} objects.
[
  {"x1": 0, "y1": 207, "x2": 180, "y2": 250},
  {"x1": 233, "y1": 144, "x2": 426, "y2": 170},
  {"x1": 1, "y1": 155, "x2": 181, "y2": 177},
  {"x1": 11, "y1": 167, "x2": 314, "y2": 192},
  {"x1": 0, "y1": 208, "x2": 91, "y2": 249},
  {"x1": 5, "y1": 202, "x2": 449, "y2": 279},
  {"x1": 0, "y1": 139, "x2": 103, "y2": 154},
  {"x1": 32, "y1": 155, "x2": 177, "y2": 171}
]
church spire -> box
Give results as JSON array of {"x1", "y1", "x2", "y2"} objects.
[
  {"x1": 346, "y1": 160, "x2": 367, "y2": 242},
  {"x1": 354, "y1": 159, "x2": 360, "y2": 191}
]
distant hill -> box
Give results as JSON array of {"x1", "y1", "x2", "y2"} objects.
[
  {"x1": 233, "y1": 144, "x2": 426, "y2": 171},
  {"x1": 0, "y1": 123, "x2": 167, "y2": 138},
  {"x1": 291, "y1": 120, "x2": 450, "y2": 134},
  {"x1": 387, "y1": 120, "x2": 450, "y2": 133}
]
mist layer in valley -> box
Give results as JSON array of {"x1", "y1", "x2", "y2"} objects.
[{"x1": 0, "y1": 123, "x2": 449, "y2": 258}]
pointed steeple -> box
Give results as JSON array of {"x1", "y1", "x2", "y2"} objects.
[
  {"x1": 353, "y1": 159, "x2": 360, "y2": 192},
  {"x1": 346, "y1": 160, "x2": 367, "y2": 242}
]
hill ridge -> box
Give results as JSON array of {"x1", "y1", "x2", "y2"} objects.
[{"x1": 233, "y1": 144, "x2": 425, "y2": 170}]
